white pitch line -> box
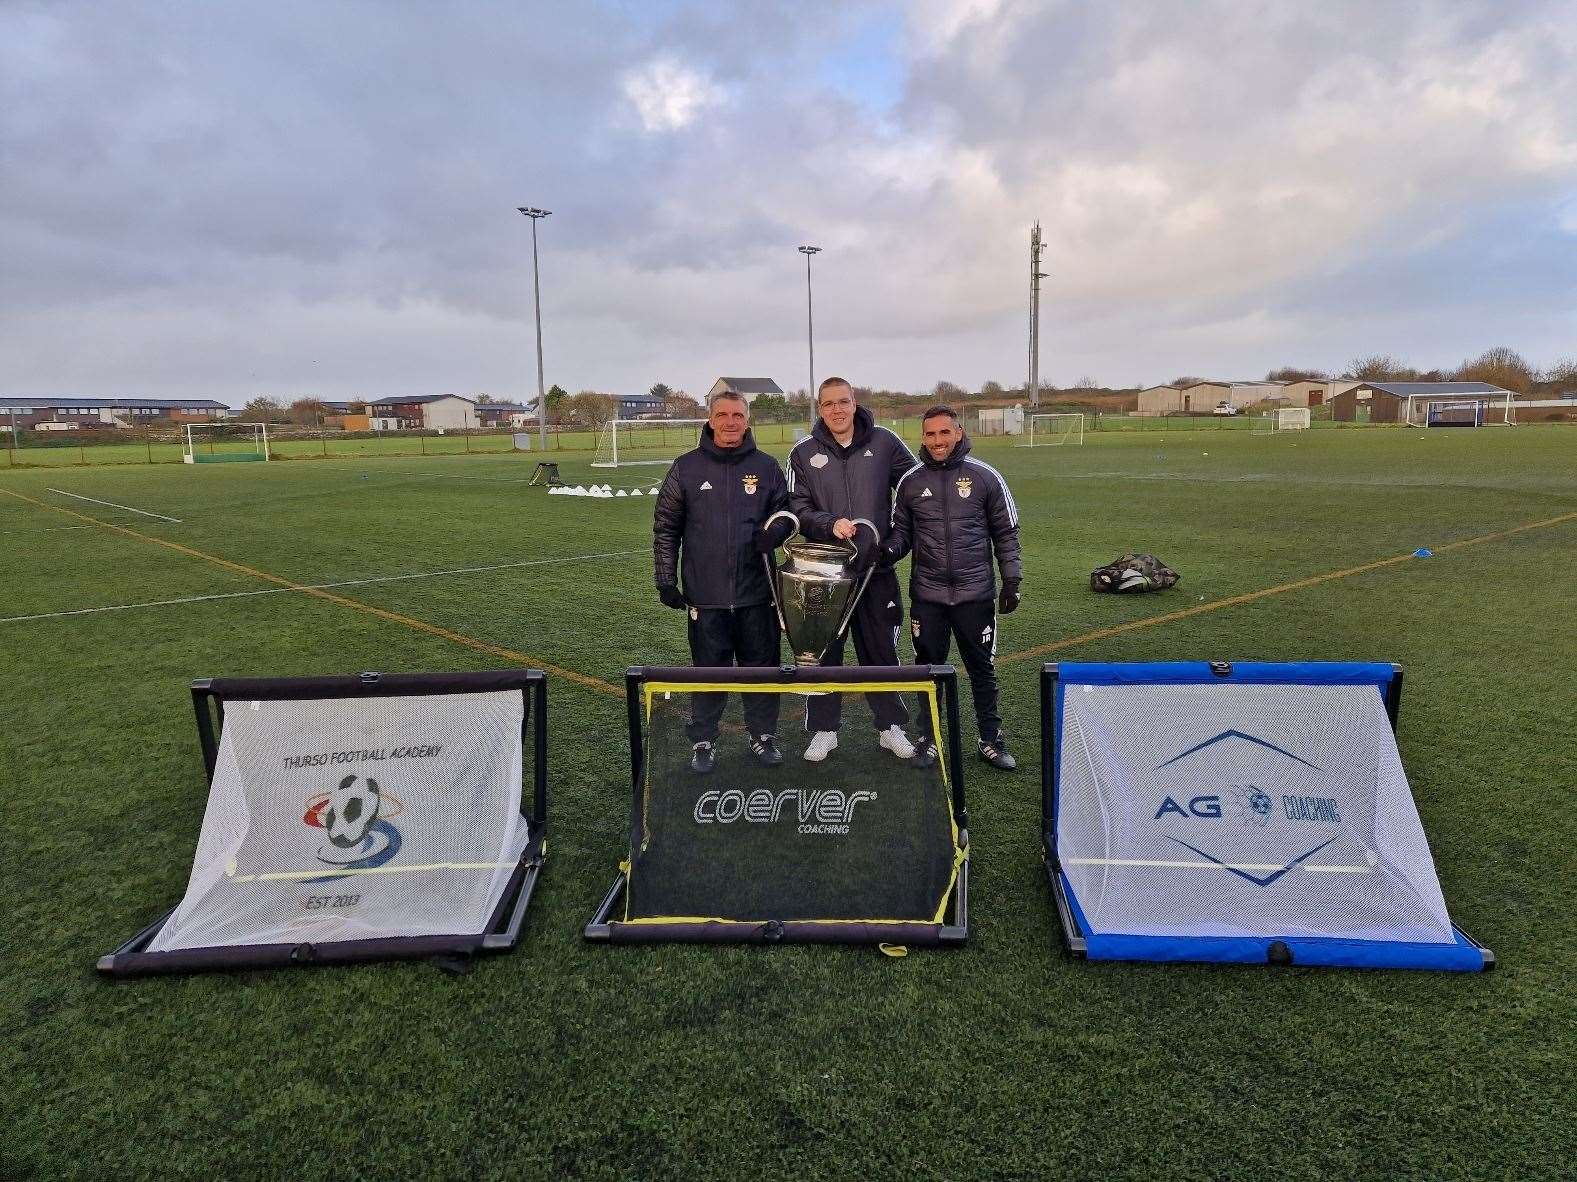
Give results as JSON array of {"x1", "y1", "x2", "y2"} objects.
[
  {"x1": 46, "y1": 487, "x2": 183, "y2": 522},
  {"x1": 1063, "y1": 856, "x2": 1373, "y2": 874},
  {"x1": 0, "y1": 548, "x2": 648, "y2": 624},
  {"x1": 321, "y1": 465, "x2": 539, "y2": 484}
]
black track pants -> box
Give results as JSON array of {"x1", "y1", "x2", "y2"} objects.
[
  {"x1": 804, "y1": 567, "x2": 911, "y2": 733},
  {"x1": 910, "y1": 596, "x2": 1002, "y2": 744},
  {"x1": 686, "y1": 603, "x2": 782, "y2": 742}
]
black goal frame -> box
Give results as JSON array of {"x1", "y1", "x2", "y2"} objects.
[
  {"x1": 98, "y1": 668, "x2": 549, "y2": 977},
  {"x1": 585, "y1": 664, "x2": 969, "y2": 946}
]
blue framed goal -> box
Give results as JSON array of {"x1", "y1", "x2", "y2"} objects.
[{"x1": 1040, "y1": 661, "x2": 1493, "y2": 971}]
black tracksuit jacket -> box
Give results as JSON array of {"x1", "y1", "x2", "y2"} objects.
[
  {"x1": 886, "y1": 436, "x2": 1023, "y2": 606},
  {"x1": 787, "y1": 405, "x2": 916, "y2": 543},
  {"x1": 652, "y1": 426, "x2": 790, "y2": 609}
]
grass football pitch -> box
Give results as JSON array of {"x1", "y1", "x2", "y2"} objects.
[{"x1": 3, "y1": 425, "x2": 1573, "y2": 1179}]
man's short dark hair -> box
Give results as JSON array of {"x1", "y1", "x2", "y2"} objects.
[
  {"x1": 708, "y1": 389, "x2": 749, "y2": 411},
  {"x1": 922, "y1": 405, "x2": 959, "y2": 425},
  {"x1": 817, "y1": 376, "x2": 853, "y2": 402}
]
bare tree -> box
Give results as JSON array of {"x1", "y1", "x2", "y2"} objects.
[
  {"x1": 1170, "y1": 375, "x2": 1206, "y2": 388},
  {"x1": 288, "y1": 398, "x2": 327, "y2": 426},
  {"x1": 239, "y1": 396, "x2": 286, "y2": 423},
  {"x1": 1344, "y1": 354, "x2": 1419, "y2": 381},
  {"x1": 1455, "y1": 346, "x2": 1533, "y2": 394},
  {"x1": 1542, "y1": 357, "x2": 1577, "y2": 391},
  {"x1": 563, "y1": 390, "x2": 618, "y2": 430},
  {"x1": 1266, "y1": 366, "x2": 1328, "y2": 382}
]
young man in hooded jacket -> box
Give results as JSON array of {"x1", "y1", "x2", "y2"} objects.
[
  {"x1": 884, "y1": 405, "x2": 1023, "y2": 771},
  {"x1": 653, "y1": 390, "x2": 794, "y2": 773},
  {"x1": 786, "y1": 377, "x2": 919, "y2": 763}
]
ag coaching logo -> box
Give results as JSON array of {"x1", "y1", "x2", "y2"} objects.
[
  {"x1": 303, "y1": 774, "x2": 404, "y2": 877},
  {"x1": 1150, "y1": 729, "x2": 1343, "y2": 886}
]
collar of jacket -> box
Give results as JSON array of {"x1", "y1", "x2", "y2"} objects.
[
  {"x1": 811, "y1": 403, "x2": 874, "y2": 456},
  {"x1": 922, "y1": 433, "x2": 972, "y2": 471},
  {"x1": 699, "y1": 424, "x2": 757, "y2": 463}
]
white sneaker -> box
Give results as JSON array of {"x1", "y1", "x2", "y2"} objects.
[
  {"x1": 878, "y1": 725, "x2": 916, "y2": 759},
  {"x1": 803, "y1": 731, "x2": 839, "y2": 762}
]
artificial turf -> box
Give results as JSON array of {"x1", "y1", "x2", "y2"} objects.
[{"x1": 2, "y1": 424, "x2": 1573, "y2": 1179}]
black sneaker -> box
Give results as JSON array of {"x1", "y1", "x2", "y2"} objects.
[
  {"x1": 750, "y1": 734, "x2": 784, "y2": 767},
  {"x1": 911, "y1": 737, "x2": 939, "y2": 769},
  {"x1": 978, "y1": 737, "x2": 1017, "y2": 771},
  {"x1": 690, "y1": 741, "x2": 716, "y2": 774}
]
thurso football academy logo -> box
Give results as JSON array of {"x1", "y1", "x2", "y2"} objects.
[{"x1": 303, "y1": 774, "x2": 404, "y2": 874}]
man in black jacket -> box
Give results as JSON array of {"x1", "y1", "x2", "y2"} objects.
[
  {"x1": 787, "y1": 377, "x2": 918, "y2": 763},
  {"x1": 653, "y1": 391, "x2": 793, "y2": 773},
  {"x1": 884, "y1": 405, "x2": 1023, "y2": 771}
]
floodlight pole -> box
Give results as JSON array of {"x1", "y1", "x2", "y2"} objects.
[
  {"x1": 799, "y1": 245, "x2": 821, "y2": 425},
  {"x1": 1028, "y1": 221, "x2": 1047, "y2": 410},
  {"x1": 518, "y1": 207, "x2": 552, "y2": 452}
]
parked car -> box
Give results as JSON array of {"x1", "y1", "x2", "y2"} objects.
[{"x1": 1212, "y1": 401, "x2": 1238, "y2": 416}]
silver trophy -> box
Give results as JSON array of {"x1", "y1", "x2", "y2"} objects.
[{"x1": 761, "y1": 510, "x2": 879, "y2": 666}]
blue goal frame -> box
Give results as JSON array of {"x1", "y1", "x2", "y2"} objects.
[{"x1": 1039, "y1": 660, "x2": 1494, "y2": 972}]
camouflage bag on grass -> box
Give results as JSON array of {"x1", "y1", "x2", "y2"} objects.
[{"x1": 1090, "y1": 553, "x2": 1181, "y2": 593}]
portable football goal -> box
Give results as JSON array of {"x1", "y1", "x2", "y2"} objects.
[
  {"x1": 591, "y1": 418, "x2": 707, "y2": 468},
  {"x1": 1403, "y1": 391, "x2": 1513, "y2": 427},
  {"x1": 1018, "y1": 412, "x2": 1084, "y2": 447},
  {"x1": 1252, "y1": 407, "x2": 1311, "y2": 434},
  {"x1": 184, "y1": 421, "x2": 269, "y2": 463}
]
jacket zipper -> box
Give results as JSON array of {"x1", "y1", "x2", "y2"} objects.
[
  {"x1": 939, "y1": 464, "x2": 956, "y2": 596},
  {"x1": 726, "y1": 457, "x2": 737, "y2": 605}
]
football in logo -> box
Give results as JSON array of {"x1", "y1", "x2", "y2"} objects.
[
  {"x1": 742, "y1": 474, "x2": 759, "y2": 495},
  {"x1": 325, "y1": 774, "x2": 380, "y2": 849},
  {"x1": 955, "y1": 476, "x2": 973, "y2": 499}
]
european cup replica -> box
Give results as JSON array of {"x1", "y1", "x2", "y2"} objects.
[{"x1": 759, "y1": 510, "x2": 879, "y2": 666}]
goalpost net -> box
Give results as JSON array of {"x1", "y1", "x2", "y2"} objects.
[
  {"x1": 1403, "y1": 392, "x2": 1513, "y2": 427},
  {"x1": 1019, "y1": 413, "x2": 1084, "y2": 447},
  {"x1": 591, "y1": 418, "x2": 707, "y2": 468},
  {"x1": 1253, "y1": 408, "x2": 1311, "y2": 434},
  {"x1": 184, "y1": 422, "x2": 269, "y2": 463}
]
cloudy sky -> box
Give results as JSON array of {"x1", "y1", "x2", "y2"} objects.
[{"x1": 3, "y1": 0, "x2": 1575, "y2": 405}]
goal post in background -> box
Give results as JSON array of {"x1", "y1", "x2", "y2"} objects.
[
  {"x1": 1019, "y1": 412, "x2": 1084, "y2": 447},
  {"x1": 1254, "y1": 408, "x2": 1311, "y2": 433},
  {"x1": 184, "y1": 421, "x2": 269, "y2": 463},
  {"x1": 591, "y1": 418, "x2": 707, "y2": 468},
  {"x1": 1404, "y1": 392, "x2": 1513, "y2": 427}
]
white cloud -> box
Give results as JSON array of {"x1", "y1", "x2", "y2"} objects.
[{"x1": 622, "y1": 57, "x2": 722, "y2": 133}]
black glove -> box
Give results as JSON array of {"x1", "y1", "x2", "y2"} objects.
[
  {"x1": 657, "y1": 583, "x2": 687, "y2": 610},
  {"x1": 878, "y1": 541, "x2": 902, "y2": 569},
  {"x1": 998, "y1": 579, "x2": 1021, "y2": 614},
  {"x1": 851, "y1": 528, "x2": 880, "y2": 573},
  {"x1": 753, "y1": 517, "x2": 795, "y2": 554}
]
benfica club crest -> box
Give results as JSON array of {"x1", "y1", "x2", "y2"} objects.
[
  {"x1": 955, "y1": 476, "x2": 973, "y2": 499},
  {"x1": 742, "y1": 474, "x2": 759, "y2": 495}
]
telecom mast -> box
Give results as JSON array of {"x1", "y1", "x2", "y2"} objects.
[{"x1": 1028, "y1": 222, "x2": 1047, "y2": 409}]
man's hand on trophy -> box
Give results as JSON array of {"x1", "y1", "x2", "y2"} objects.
[
  {"x1": 998, "y1": 578, "x2": 1021, "y2": 614},
  {"x1": 753, "y1": 518, "x2": 795, "y2": 554},
  {"x1": 832, "y1": 518, "x2": 859, "y2": 541},
  {"x1": 657, "y1": 583, "x2": 688, "y2": 610}
]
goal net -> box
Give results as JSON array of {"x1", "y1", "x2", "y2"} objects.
[
  {"x1": 586, "y1": 665, "x2": 969, "y2": 946},
  {"x1": 1253, "y1": 408, "x2": 1311, "y2": 433},
  {"x1": 1404, "y1": 392, "x2": 1512, "y2": 427},
  {"x1": 591, "y1": 418, "x2": 706, "y2": 467},
  {"x1": 184, "y1": 422, "x2": 269, "y2": 463},
  {"x1": 1019, "y1": 412, "x2": 1084, "y2": 447}
]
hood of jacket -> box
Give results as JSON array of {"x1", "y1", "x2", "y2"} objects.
[
  {"x1": 699, "y1": 423, "x2": 757, "y2": 463},
  {"x1": 811, "y1": 403, "x2": 874, "y2": 455}
]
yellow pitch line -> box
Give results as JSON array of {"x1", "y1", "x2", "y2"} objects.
[
  {"x1": 0, "y1": 486, "x2": 623, "y2": 697},
  {"x1": 1000, "y1": 509, "x2": 1577, "y2": 666}
]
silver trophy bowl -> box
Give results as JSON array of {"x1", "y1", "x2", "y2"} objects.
[{"x1": 761, "y1": 511, "x2": 878, "y2": 666}]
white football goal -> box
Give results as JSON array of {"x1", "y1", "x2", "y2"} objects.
[
  {"x1": 591, "y1": 418, "x2": 707, "y2": 468},
  {"x1": 1018, "y1": 413, "x2": 1084, "y2": 447},
  {"x1": 1252, "y1": 408, "x2": 1311, "y2": 434},
  {"x1": 1404, "y1": 392, "x2": 1514, "y2": 427},
  {"x1": 184, "y1": 422, "x2": 269, "y2": 464}
]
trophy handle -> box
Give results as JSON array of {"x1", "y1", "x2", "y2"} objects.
[
  {"x1": 760, "y1": 510, "x2": 800, "y2": 634},
  {"x1": 831, "y1": 519, "x2": 881, "y2": 643}
]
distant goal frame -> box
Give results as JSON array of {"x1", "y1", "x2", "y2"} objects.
[
  {"x1": 1403, "y1": 391, "x2": 1514, "y2": 428},
  {"x1": 1017, "y1": 412, "x2": 1085, "y2": 447},
  {"x1": 1252, "y1": 408, "x2": 1311, "y2": 434},
  {"x1": 184, "y1": 421, "x2": 270, "y2": 464},
  {"x1": 591, "y1": 418, "x2": 708, "y2": 468}
]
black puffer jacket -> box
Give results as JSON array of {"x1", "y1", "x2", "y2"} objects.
[
  {"x1": 787, "y1": 405, "x2": 916, "y2": 542},
  {"x1": 653, "y1": 426, "x2": 790, "y2": 609},
  {"x1": 886, "y1": 436, "x2": 1022, "y2": 606}
]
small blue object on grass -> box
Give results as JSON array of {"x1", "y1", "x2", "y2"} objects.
[{"x1": 1414, "y1": 548, "x2": 1432, "y2": 557}]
